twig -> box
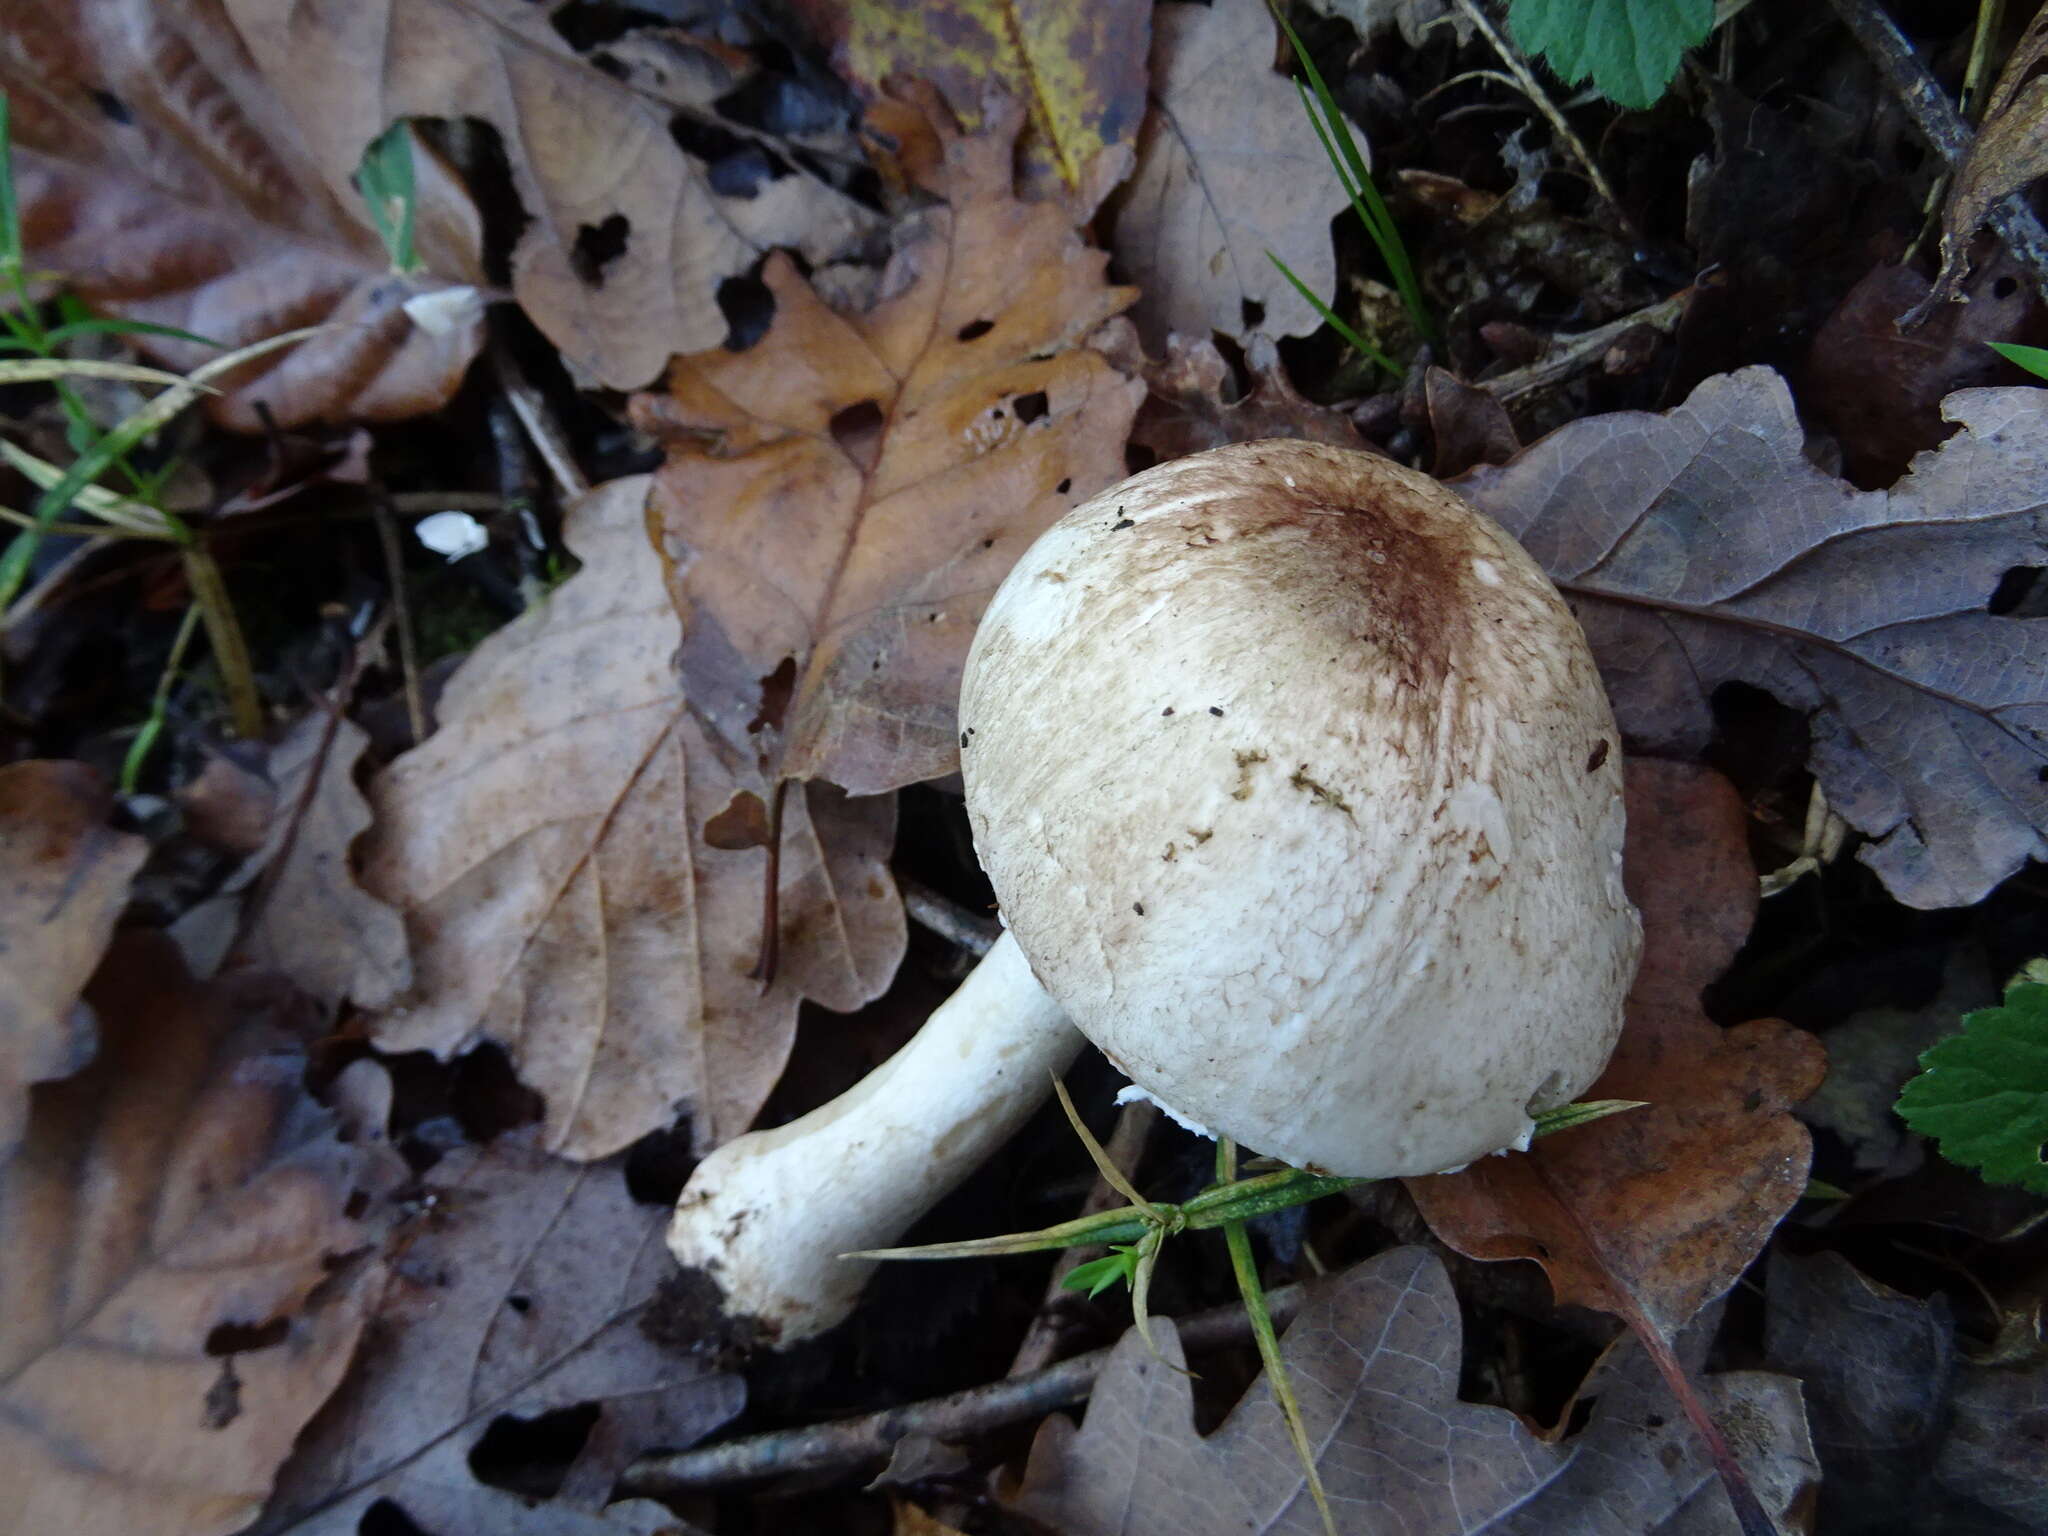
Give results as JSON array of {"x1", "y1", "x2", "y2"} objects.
[
  {"x1": 1008, "y1": 1098, "x2": 1161, "y2": 1376},
  {"x1": 1822, "y1": 0, "x2": 2048, "y2": 312},
  {"x1": 372, "y1": 497, "x2": 426, "y2": 748},
  {"x1": 900, "y1": 877, "x2": 1000, "y2": 957},
  {"x1": 388, "y1": 490, "x2": 504, "y2": 516},
  {"x1": 617, "y1": 1284, "x2": 1307, "y2": 1495},
  {"x1": 491, "y1": 337, "x2": 588, "y2": 502},
  {"x1": 1478, "y1": 289, "x2": 1693, "y2": 403},
  {"x1": 1451, "y1": 0, "x2": 1629, "y2": 227}
]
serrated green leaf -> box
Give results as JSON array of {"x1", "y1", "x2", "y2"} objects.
[
  {"x1": 1896, "y1": 974, "x2": 2048, "y2": 1194},
  {"x1": 1507, "y1": 0, "x2": 1713, "y2": 111},
  {"x1": 1991, "y1": 341, "x2": 2048, "y2": 382}
]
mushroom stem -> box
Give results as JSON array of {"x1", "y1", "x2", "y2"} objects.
[{"x1": 667, "y1": 930, "x2": 1082, "y2": 1344}]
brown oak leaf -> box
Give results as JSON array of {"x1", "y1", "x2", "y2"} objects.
[
  {"x1": 636, "y1": 91, "x2": 1144, "y2": 800},
  {"x1": 362, "y1": 477, "x2": 906, "y2": 1160},
  {"x1": 0, "y1": 760, "x2": 146, "y2": 1155},
  {"x1": 0, "y1": 933, "x2": 386, "y2": 1536}
]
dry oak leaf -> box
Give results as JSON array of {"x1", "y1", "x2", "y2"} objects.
[
  {"x1": 794, "y1": 0, "x2": 1151, "y2": 216},
  {"x1": 0, "y1": 760, "x2": 146, "y2": 1156},
  {"x1": 1013, "y1": 1246, "x2": 1816, "y2": 1536},
  {"x1": 1, "y1": 2, "x2": 487, "y2": 429},
  {"x1": 1926, "y1": 3, "x2": 2048, "y2": 310},
  {"x1": 638, "y1": 94, "x2": 1144, "y2": 798},
  {"x1": 258, "y1": 1130, "x2": 743, "y2": 1535},
  {"x1": 1456, "y1": 367, "x2": 2048, "y2": 910},
  {"x1": 228, "y1": 714, "x2": 410, "y2": 1013},
  {"x1": 362, "y1": 477, "x2": 906, "y2": 1159},
  {"x1": 221, "y1": 0, "x2": 879, "y2": 391},
  {"x1": 0, "y1": 932, "x2": 387, "y2": 1536},
  {"x1": 1409, "y1": 759, "x2": 1824, "y2": 1349},
  {"x1": 1111, "y1": 0, "x2": 1361, "y2": 347}
]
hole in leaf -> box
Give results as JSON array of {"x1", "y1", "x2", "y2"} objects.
[
  {"x1": 506, "y1": 1294, "x2": 533, "y2": 1315},
  {"x1": 957, "y1": 318, "x2": 995, "y2": 341},
  {"x1": 359, "y1": 1497, "x2": 438, "y2": 1536},
  {"x1": 750, "y1": 654, "x2": 798, "y2": 735},
  {"x1": 468, "y1": 1402, "x2": 603, "y2": 1500},
  {"x1": 704, "y1": 789, "x2": 771, "y2": 849},
  {"x1": 450, "y1": 1041, "x2": 545, "y2": 1141},
  {"x1": 88, "y1": 89, "x2": 132, "y2": 125},
  {"x1": 830, "y1": 399, "x2": 885, "y2": 476},
  {"x1": 1988, "y1": 566, "x2": 2042, "y2": 615},
  {"x1": 1995, "y1": 276, "x2": 2019, "y2": 300},
  {"x1": 717, "y1": 269, "x2": 775, "y2": 352},
  {"x1": 570, "y1": 214, "x2": 630, "y2": 287},
  {"x1": 1013, "y1": 390, "x2": 1049, "y2": 425},
  {"x1": 1056, "y1": 477, "x2": 1072, "y2": 495},
  {"x1": 1241, "y1": 296, "x2": 1265, "y2": 330},
  {"x1": 205, "y1": 1317, "x2": 290, "y2": 1356},
  {"x1": 624, "y1": 1116, "x2": 700, "y2": 1205}
]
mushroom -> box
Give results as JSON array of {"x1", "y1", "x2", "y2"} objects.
[{"x1": 668, "y1": 439, "x2": 1641, "y2": 1344}]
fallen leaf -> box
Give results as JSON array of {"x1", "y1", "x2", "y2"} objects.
[
  {"x1": 0, "y1": 932, "x2": 386, "y2": 1536},
  {"x1": 221, "y1": 0, "x2": 880, "y2": 391},
  {"x1": 0, "y1": 760, "x2": 147, "y2": 1154},
  {"x1": 638, "y1": 92, "x2": 1143, "y2": 798},
  {"x1": 1012, "y1": 1246, "x2": 1815, "y2": 1535},
  {"x1": 1424, "y1": 364, "x2": 1519, "y2": 477},
  {"x1": 225, "y1": 713, "x2": 411, "y2": 1014},
  {"x1": 1111, "y1": 0, "x2": 1359, "y2": 347},
  {"x1": 257, "y1": 1130, "x2": 744, "y2": 1535},
  {"x1": 799, "y1": 0, "x2": 1150, "y2": 214},
  {"x1": 1, "y1": 4, "x2": 487, "y2": 428},
  {"x1": 1806, "y1": 253, "x2": 2040, "y2": 487},
  {"x1": 1924, "y1": 6, "x2": 2048, "y2": 312},
  {"x1": 1764, "y1": 1250, "x2": 1958, "y2": 1535},
  {"x1": 362, "y1": 477, "x2": 907, "y2": 1158},
  {"x1": 1095, "y1": 323, "x2": 1367, "y2": 464},
  {"x1": 1408, "y1": 760, "x2": 1825, "y2": 1343},
  {"x1": 1456, "y1": 366, "x2": 2048, "y2": 909}
]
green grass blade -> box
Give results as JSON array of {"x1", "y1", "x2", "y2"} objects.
[
  {"x1": 1991, "y1": 341, "x2": 2048, "y2": 381},
  {"x1": 1267, "y1": 252, "x2": 1401, "y2": 375},
  {"x1": 40, "y1": 316, "x2": 224, "y2": 350}
]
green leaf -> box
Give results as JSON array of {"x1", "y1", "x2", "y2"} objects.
[
  {"x1": 354, "y1": 121, "x2": 420, "y2": 275},
  {"x1": 1896, "y1": 969, "x2": 2048, "y2": 1194},
  {"x1": 1991, "y1": 341, "x2": 2048, "y2": 382},
  {"x1": 1506, "y1": 0, "x2": 1714, "y2": 111},
  {"x1": 1062, "y1": 1245, "x2": 1141, "y2": 1299}
]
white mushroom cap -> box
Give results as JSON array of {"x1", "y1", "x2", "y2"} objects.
[{"x1": 959, "y1": 439, "x2": 1641, "y2": 1178}]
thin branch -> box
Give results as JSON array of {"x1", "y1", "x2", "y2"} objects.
[
  {"x1": 617, "y1": 1284, "x2": 1306, "y2": 1495},
  {"x1": 1822, "y1": 0, "x2": 2048, "y2": 314}
]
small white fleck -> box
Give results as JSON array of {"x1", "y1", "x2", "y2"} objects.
[
  {"x1": 1471, "y1": 557, "x2": 1503, "y2": 587},
  {"x1": 415, "y1": 510, "x2": 488, "y2": 561},
  {"x1": 1283, "y1": 474, "x2": 1296, "y2": 488},
  {"x1": 403, "y1": 285, "x2": 483, "y2": 337},
  {"x1": 1368, "y1": 549, "x2": 1388, "y2": 564}
]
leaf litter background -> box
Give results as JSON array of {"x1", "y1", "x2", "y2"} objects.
[{"x1": 3, "y1": 0, "x2": 2048, "y2": 1533}]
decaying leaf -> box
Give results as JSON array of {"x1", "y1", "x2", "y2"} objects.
[
  {"x1": 801, "y1": 0, "x2": 1150, "y2": 214},
  {"x1": 1112, "y1": 0, "x2": 1360, "y2": 346},
  {"x1": 1409, "y1": 761, "x2": 1825, "y2": 1343},
  {"x1": 1457, "y1": 367, "x2": 2048, "y2": 909},
  {"x1": 258, "y1": 1130, "x2": 744, "y2": 1535},
  {"x1": 225, "y1": 713, "x2": 411, "y2": 1014},
  {"x1": 362, "y1": 477, "x2": 906, "y2": 1159},
  {"x1": 1093, "y1": 321, "x2": 1367, "y2": 463},
  {"x1": 1925, "y1": 4, "x2": 2048, "y2": 312},
  {"x1": 221, "y1": 0, "x2": 879, "y2": 391},
  {"x1": 1807, "y1": 253, "x2": 2039, "y2": 486},
  {"x1": 1013, "y1": 1247, "x2": 1815, "y2": 1535},
  {"x1": 639, "y1": 93, "x2": 1143, "y2": 798},
  {"x1": 2, "y1": 3, "x2": 487, "y2": 428},
  {"x1": 0, "y1": 933, "x2": 385, "y2": 1536},
  {"x1": 0, "y1": 760, "x2": 147, "y2": 1155}
]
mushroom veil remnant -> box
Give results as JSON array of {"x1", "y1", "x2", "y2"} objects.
[{"x1": 669, "y1": 439, "x2": 1641, "y2": 1344}]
